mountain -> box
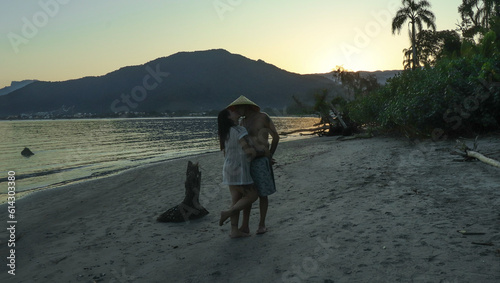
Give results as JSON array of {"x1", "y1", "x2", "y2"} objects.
[
  {"x1": 0, "y1": 80, "x2": 37, "y2": 96},
  {"x1": 0, "y1": 49, "x2": 339, "y2": 118}
]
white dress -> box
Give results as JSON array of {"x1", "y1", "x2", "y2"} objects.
[{"x1": 222, "y1": 126, "x2": 253, "y2": 185}]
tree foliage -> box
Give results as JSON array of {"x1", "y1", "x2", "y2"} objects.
[
  {"x1": 412, "y1": 30, "x2": 462, "y2": 67},
  {"x1": 347, "y1": 16, "x2": 500, "y2": 137},
  {"x1": 458, "y1": 0, "x2": 499, "y2": 39},
  {"x1": 332, "y1": 66, "x2": 380, "y2": 99}
]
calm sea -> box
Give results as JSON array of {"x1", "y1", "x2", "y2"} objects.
[{"x1": 0, "y1": 117, "x2": 317, "y2": 202}]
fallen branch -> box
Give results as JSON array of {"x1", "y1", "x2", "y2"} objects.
[
  {"x1": 280, "y1": 125, "x2": 329, "y2": 135},
  {"x1": 454, "y1": 137, "x2": 500, "y2": 168},
  {"x1": 300, "y1": 132, "x2": 321, "y2": 136},
  {"x1": 457, "y1": 230, "x2": 486, "y2": 235},
  {"x1": 464, "y1": 150, "x2": 500, "y2": 168},
  {"x1": 471, "y1": 242, "x2": 494, "y2": 246},
  {"x1": 330, "y1": 104, "x2": 348, "y2": 129},
  {"x1": 337, "y1": 133, "x2": 373, "y2": 141}
]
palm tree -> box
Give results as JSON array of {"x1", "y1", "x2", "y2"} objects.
[
  {"x1": 402, "y1": 47, "x2": 414, "y2": 70},
  {"x1": 392, "y1": 0, "x2": 436, "y2": 69},
  {"x1": 458, "y1": 0, "x2": 499, "y2": 38}
]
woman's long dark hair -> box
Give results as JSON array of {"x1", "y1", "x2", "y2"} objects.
[{"x1": 217, "y1": 109, "x2": 235, "y2": 151}]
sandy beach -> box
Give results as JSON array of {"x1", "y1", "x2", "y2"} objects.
[{"x1": 1, "y1": 134, "x2": 499, "y2": 282}]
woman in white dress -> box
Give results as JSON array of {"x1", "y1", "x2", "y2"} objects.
[{"x1": 217, "y1": 108, "x2": 260, "y2": 238}]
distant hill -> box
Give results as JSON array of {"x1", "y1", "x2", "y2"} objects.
[
  {"x1": 0, "y1": 80, "x2": 37, "y2": 96},
  {"x1": 0, "y1": 49, "x2": 340, "y2": 117}
]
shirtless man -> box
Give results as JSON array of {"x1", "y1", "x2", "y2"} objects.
[{"x1": 227, "y1": 95, "x2": 279, "y2": 234}]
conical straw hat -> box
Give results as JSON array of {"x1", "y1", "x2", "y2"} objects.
[{"x1": 226, "y1": 95, "x2": 260, "y2": 111}]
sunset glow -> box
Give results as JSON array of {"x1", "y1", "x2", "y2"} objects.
[{"x1": 0, "y1": 0, "x2": 463, "y2": 88}]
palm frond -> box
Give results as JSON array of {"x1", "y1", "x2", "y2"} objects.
[
  {"x1": 419, "y1": 12, "x2": 437, "y2": 31},
  {"x1": 392, "y1": 13, "x2": 409, "y2": 34},
  {"x1": 417, "y1": 0, "x2": 432, "y2": 9}
]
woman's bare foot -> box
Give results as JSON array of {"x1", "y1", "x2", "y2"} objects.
[
  {"x1": 219, "y1": 210, "x2": 231, "y2": 226},
  {"x1": 230, "y1": 230, "x2": 250, "y2": 238},
  {"x1": 256, "y1": 226, "x2": 267, "y2": 234}
]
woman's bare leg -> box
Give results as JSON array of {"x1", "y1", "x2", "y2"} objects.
[
  {"x1": 228, "y1": 186, "x2": 247, "y2": 238},
  {"x1": 219, "y1": 186, "x2": 240, "y2": 226},
  {"x1": 219, "y1": 185, "x2": 258, "y2": 237}
]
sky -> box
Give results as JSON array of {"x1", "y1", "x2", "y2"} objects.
[{"x1": 0, "y1": 0, "x2": 464, "y2": 89}]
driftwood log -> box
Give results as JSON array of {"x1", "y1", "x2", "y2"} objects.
[
  {"x1": 454, "y1": 137, "x2": 500, "y2": 168},
  {"x1": 280, "y1": 125, "x2": 330, "y2": 135},
  {"x1": 336, "y1": 132, "x2": 373, "y2": 141},
  {"x1": 157, "y1": 161, "x2": 209, "y2": 222},
  {"x1": 330, "y1": 104, "x2": 348, "y2": 130}
]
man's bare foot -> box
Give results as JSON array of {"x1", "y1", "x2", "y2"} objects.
[
  {"x1": 230, "y1": 230, "x2": 251, "y2": 238},
  {"x1": 256, "y1": 226, "x2": 267, "y2": 235},
  {"x1": 219, "y1": 210, "x2": 231, "y2": 226},
  {"x1": 239, "y1": 226, "x2": 250, "y2": 234}
]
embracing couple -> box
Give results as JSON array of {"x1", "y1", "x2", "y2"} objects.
[{"x1": 217, "y1": 96, "x2": 280, "y2": 238}]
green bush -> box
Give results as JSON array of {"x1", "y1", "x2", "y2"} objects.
[{"x1": 347, "y1": 53, "x2": 500, "y2": 137}]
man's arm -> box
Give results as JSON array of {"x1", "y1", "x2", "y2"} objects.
[
  {"x1": 266, "y1": 114, "x2": 280, "y2": 157},
  {"x1": 240, "y1": 135, "x2": 265, "y2": 160},
  {"x1": 239, "y1": 135, "x2": 256, "y2": 160}
]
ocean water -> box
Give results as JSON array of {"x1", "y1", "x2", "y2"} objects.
[{"x1": 0, "y1": 117, "x2": 318, "y2": 202}]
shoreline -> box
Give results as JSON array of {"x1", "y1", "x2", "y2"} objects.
[
  {"x1": 0, "y1": 149, "x2": 221, "y2": 206},
  {"x1": 0, "y1": 133, "x2": 312, "y2": 205},
  {"x1": 0, "y1": 115, "x2": 317, "y2": 122},
  {"x1": 1, "y1": 135, "x2": 499, "y2": 282}
]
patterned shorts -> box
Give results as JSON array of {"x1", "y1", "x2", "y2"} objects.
[{"x1": 250, "y1": 157, "x2": 276, "y2": 197}]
